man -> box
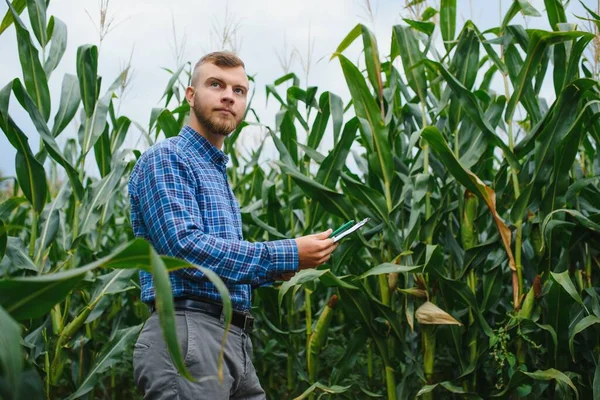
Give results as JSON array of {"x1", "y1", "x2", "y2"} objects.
[{"x1": 129, "y1": 51, "x2": 337, "y2": 399}]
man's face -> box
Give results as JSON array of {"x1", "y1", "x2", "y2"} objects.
[{"x1": 189, "y1": 63, "x2": 249, "y2": 137}]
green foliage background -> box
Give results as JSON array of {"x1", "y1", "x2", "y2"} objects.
[{"x1": 1, "y1": 0, "x2": 600, "y2": 399}]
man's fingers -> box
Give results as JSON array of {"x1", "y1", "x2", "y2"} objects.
[
  {"x1": 317, "y1": 256, "x2": 330, "y2": 265},
  {"x1": 315, "y1": 229, "x2": 333, "y2": 239},
  {"x1": 320, "y1": 246, "x2": 336, "y2": 257},
  {"x1": 318, "y1": 239, "x2": 335, "y2": 250},
  {"x1": 321, "y1": 241, "x2": 337, "y2": 253},
  {"x1": 318, "y1": 252, "x2": 333, "y2": 264}
]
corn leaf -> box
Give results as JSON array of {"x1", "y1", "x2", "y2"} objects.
[
  {"x1": 34, "y1": 184, "x2": 69, "y2": 263},
  {"x1": 76, "y1": 44, "x2": 98, "y2": 118},
  {"x1": 360, "y1": 263, "x2": 422, "y2": 278},
  {"x1": 25, "y1": 0, "x2": 46, "y2": 47},
  {"x1": 156, "y1": 108, "x2": 180, "y2": 138},
  {"x1": 12, "y1": 80, "x2": 83, "y2": 200},
  {"x1": 403, "y1": 18, "x2": 435, "y2": 36},
  {"x1": 77, "y1": 159, "x2": 127, "y2": 240},
  {"x1": 0, "y1": 0, "x2": 26, "y2": 35},
  {"x1": 308, "y1": 117, "x2": 358, "y2": 230},
  {"x1": 79, "y1": 90, "x2": 111, "y2": 158},
  {"x1": 293, "y1": 382, "x2": 352, "y2": 400},
  {"x1": 8, "y1": 0, "x2": 50, "y2": 122},
  {"x1": 550, "y1": 271, "x2": 587, "y2": 311},
  {"x1": 333, "y1": 24, "x2": 384, "y2": 113},
  {"x1": 51, "y1": 73, "x2": 80, "y2": 137},
  {"x1": 279, "y1": 109, "x2": 298, "y2": 165},
  {"x1": 447, "y1": 24, "x2": 480, "y2": 133},
  {"x1": 541, "y1": 100, "x2": 600, "y2": 215},
  {"x1": 595, "y1": 354, "x2": 600, "y2": 399},
  {"x1": 316, "y1": 117, "x2": 358, "y2": 189},
  {"x1": 391, "y1": 25, "x2": 428, "y2": 103},
  {"x1": 468, "y1": 21, "x2": 507, "y2": 74},
  {"x1": 501, "y1": 0, "x2": 522, "y2": 29},
  {"x1": 0, "y1": 220, "x2": 6, "y2": 262},
  {"x1": 44, "y1": 16, "x2": 67, "y2": 77},
  {"x1": 423, "y1": 245, "x2": 494, "y2": 337},
  {"x1": 341, "y1": 172, "x2": 389, "y2": 222},
  {"x1": 93, "y1": 124, "x2": 111, "y2": 177},
  {"x1": 109, "y1": 116, "x2": 131, "y2": 153},
  {"x1": 0, "y1": 82, "x2": 47, "y2": 214},
  {"x1": 544, "y1": 0, "x2": 567, "y2": 30},
  {"x1": 417, "y1": 381, "x2": 481, "y2": 399},
  {"x1": 517, "y1": 0, "x2": 541, "y2": 16},
  {"x1": 512, "y1": 81, "x2": 597, "y2": 221},
  {"x1": 425, "y1": 60, "x2": 519, "y2": 170},
  {"x1": 491, "y1": 368, "x2": 578, "y2": 399},
  {"x1": 336, "y1": 54, "x2": 393, "y2": 210},
  {"x1": 278, "y1": 161, "x2": 354, "y2": 221},
  {"x1": 421, "y1": 127, "x2": 516, "y2": 275},
  {"x1": 569, "y1": 315, "x2": 600, "y2": 360},
  {"x1": 161, "y1": 63, "x2": 187, "y2": 105},
  {"x1": 504, "y1": 44, "x2": 542, "y2": 123},
  {"x1": 307, "y1": 91, "x2": 343, "y2": 148},
  {"x1": 147, "y1": 249, "x2": 193, "y2": 381},
  {"x1": 278, "y1": 269, "x2": 355, "y2": 308},
  {"x1": 440, "y1": 0, "x2": 457, "y2": 51},
  {"x1": 65, "y1": 324, "x2": 141, "y2": 399},
  {"x1": 0, "y1": 305, "x2": 22, "y2": 400},
  {"x1": 338, "y1": 286, "x2": 390, "y2": 366},
  {"x1": 505, "y1": 29, "x2": 593, "y2": 122}
]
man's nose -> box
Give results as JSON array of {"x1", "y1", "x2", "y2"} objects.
[{"x1": 221, "y1": 88, "x2": 235, "y2": 104}]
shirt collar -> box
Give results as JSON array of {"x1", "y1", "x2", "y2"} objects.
[{"x1": 180, "y1": 125, "x2": 229, "y2": 168}]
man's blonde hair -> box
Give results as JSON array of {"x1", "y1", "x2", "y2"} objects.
[{"x1": 191, "y1": 51, "x2": 245, "y2": 87}]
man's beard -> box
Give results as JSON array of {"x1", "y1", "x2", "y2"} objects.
[{"x1": 192, "y1": 96, "x2": 241, "y2": 137}]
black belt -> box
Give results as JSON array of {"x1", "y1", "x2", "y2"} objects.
[{"x1": 149, "y1": 298, "x2": 254, "y2": 333}]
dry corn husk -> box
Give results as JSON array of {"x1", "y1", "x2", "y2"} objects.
[{"x1": 415, "y1": 301, "x2": 462, "y2": 326}]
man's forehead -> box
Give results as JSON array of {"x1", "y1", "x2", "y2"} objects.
[{"x1": 197, "y1": 63, "x2": 248, "y2": 85}]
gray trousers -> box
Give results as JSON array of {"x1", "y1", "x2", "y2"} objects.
[{"x1": 133, "y1": 309, "x2": 266, "y2": 399}]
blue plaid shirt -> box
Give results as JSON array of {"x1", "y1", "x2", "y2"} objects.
[{"x1": 129, "y1": 125, "x2": 299, "y2": 312}]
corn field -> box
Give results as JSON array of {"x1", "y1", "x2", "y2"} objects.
[{"x1": 1, "y1": 0, "x2": 600, "y2": 398}]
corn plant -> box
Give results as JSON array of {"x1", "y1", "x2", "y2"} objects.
[
  {"x1": 2, "y1": 0, "x2": 600, "y2": 399},
  {"x1": 0, "y1": 1, "x2": 231, "y2": 399},
  {"x1": 225, "y1": 1, "x2": 600, "y2": 399}
]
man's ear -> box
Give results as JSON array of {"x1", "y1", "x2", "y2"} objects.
[{"x1": 185, "y1": 86, "x2": 195, "y2": 105}]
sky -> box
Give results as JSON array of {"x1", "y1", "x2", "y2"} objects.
[{"x1": 0, "y1": 0, "x2": 594, "y2": 180}]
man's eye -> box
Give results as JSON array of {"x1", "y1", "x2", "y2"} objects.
[
  {"x1": 210, "y1": 82, "x2": 220, "y2": 87},
  {"x1": 234, "y1": 88, "x2": 245, "y2": 95}
]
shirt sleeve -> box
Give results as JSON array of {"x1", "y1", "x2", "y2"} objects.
[{"x1": 135, "y1": 145, "x2": 298, "y2": 287}]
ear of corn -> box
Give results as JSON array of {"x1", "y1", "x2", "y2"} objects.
[{"x1": 307, "y1": 294, "x2": 338, "y2": 384}]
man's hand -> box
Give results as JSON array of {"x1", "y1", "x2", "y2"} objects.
[
  {"x1": 295, "y1": 229, "x2": 338, "y2": 270},
  {"x1": 270, "y1": 230, "x2": 336, "y2": 282}
]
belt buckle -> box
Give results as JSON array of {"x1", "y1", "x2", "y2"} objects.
[{"x1": 243, "y1": 314, "x2": 254, "y2": 333}]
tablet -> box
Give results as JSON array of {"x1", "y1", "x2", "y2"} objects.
[{"x1": 332, "y1": 218, "x2": 370, "y2": 242}]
